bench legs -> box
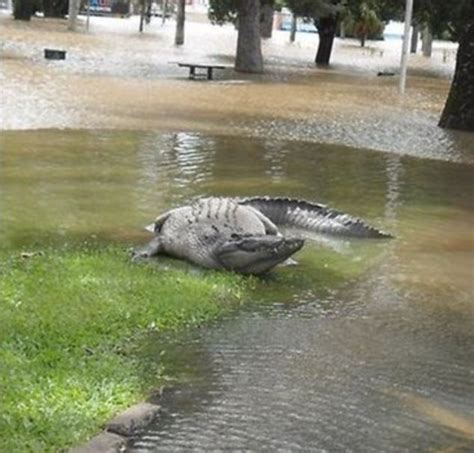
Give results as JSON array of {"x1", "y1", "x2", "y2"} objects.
[{"x1": 186, "y1": 66, "x2": 217, "y2": 80}]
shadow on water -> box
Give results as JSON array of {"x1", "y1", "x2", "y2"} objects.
[{"x1": 1, "y1": 130, "x2": 473, "y2": 451}]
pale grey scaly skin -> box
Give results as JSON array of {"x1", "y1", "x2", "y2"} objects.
[
  {"x1": 158, "y1": 198, "x2": 277, "y2": 269},
  {"x1": 134, "y1": 196, "x2": 391, "y2": 274}
]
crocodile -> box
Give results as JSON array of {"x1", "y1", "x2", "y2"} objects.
[{"x1": 134, "y1": 196, "x2": 391, "y2": 274}]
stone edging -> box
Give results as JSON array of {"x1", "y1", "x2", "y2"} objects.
[{"x1": 69, "y1": 402, "x2": 161, "y2": 453}]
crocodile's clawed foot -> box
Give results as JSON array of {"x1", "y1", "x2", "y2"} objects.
[
  {"x1": 131, "y1": 236, "x2": 163, "y2": 262},
  {"x1": 130, "y1": 248, "x2": 150, "y2": 262}
]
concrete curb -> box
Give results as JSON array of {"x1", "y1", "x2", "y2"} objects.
[{"x1": 69, "y1": 402, "x2": 161, "y2": 453}]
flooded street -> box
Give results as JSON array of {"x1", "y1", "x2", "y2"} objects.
[
  {"x1": 1, "y1": 13, "x2": 471, "y2": 162},
  {"x1": 1, "y1": 11, "x2": 473, "y2": 452}
]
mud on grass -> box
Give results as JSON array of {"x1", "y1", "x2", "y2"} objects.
[{"x1": 0, "y1": 245, "x2": 250, "y2": 452}]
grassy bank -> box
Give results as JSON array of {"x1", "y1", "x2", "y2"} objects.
[
  {"x1": 0, "y1": 246, "x2": 249, "y2": 452},
  {"x1": 0, "y1": 239, "x2": 380, "y2": 451}
]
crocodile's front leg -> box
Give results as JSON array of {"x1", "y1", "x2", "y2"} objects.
[{"x1": 132, "y1": 236, "x2": 163, "y2": 260}]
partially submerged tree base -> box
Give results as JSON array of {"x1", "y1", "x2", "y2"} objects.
[
  {"x1": 235, "y1": 0, "x2": 263, "y2": 73},
  {"x1": 439, "y1": 24, "x2": 474, "y2": 131},
  {"x1": 175, "y1": 0, "x2": 185, "y2": 45},
  {"x1": 43, "y1": 0, "x2": 68, "y2": 18},
  {"x1": 13, "y1": 0, "x2": 34, "y2": 20},
  {"x1": 260, "y1": 4, "x2": 274, "y2": 39},
  {"x1": 314, "y1": 16, "x2": 337, "y2": 66}
]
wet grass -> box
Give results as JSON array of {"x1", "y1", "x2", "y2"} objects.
[
  {"x1": 0, "y1": 240, "x2": 380, "y2": 452},
  {"x1": 0, "y1": 245, "x2": 250, "y2": 452}
]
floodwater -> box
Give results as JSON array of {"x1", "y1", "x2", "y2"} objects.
[
  {"x1": 1, "y1": 12, "x2": 473, "y2": 452},
  {"x1": 1, "y1": 130, "x2": 473, "y2": 452},
  {"x1": 1, "y1": 14, "x2": 471, "y2": 163}
]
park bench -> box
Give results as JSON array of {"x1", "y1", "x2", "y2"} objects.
[
  {"x1": 174, "y1": 62, "x2": 227, "y2": 80},
  {"x1": 44, "y1": 48, "x2": 66, "y2": 60}
]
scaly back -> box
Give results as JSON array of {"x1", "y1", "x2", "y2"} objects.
[{"x1": 239, "y1": 196, "x2": 392, "y2": 239}]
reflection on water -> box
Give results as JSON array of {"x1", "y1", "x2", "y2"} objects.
[{"x1": 1, "y1": 130, "x2": 473, "y2": 451}]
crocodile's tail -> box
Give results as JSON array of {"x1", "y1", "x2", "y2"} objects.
[{"x1": 239, "y1": 196, "x2": 392, "y2": 239}]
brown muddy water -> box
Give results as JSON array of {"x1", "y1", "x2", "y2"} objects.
[
  {"x1": 1, "y1": 130, "x2": 473, "y2": 451},
  {"x1": 2, "y1": 14, "x2": 471, "y2": 163},
  {"x1": 1, "y1": 13, "x2": 473, "y2": 451}
]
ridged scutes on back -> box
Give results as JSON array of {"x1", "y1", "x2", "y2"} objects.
[{"x1": 238, "y1": 196, "x2": 392, "y2": 239}]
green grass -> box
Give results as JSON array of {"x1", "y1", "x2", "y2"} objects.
[
  {"x1": 0, "y1": 246, "x2": 249, "y2": 452},
  {"x1": 0, "y1": 241, "x2": 381, "y2": 452}
]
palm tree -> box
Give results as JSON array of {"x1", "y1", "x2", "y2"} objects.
[{"x1": 353, "y1": 2, "x2": 383, "y2": 47}]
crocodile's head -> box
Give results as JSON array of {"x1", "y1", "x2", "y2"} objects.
[{"x1": 215, "y1": 234, "x2": 304, "y2": 275}]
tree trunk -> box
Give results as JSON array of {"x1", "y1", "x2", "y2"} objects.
[
  {"x1": 175, "y1": 0, "x2": 185, "y2": 45},
  {"x1": 422, "y1": 25, "x2": 432, "y2": 57},
  {"x1": 439, "y1": 23, "x2": 474, "y2": 131},
  {"x1": 360, "y1": 33, "x2": 366, "y2": 47},
  {"x1": 314, "y1": 16, "x2": 337, "y2": 66},
  {"x1": 43, "y1": 0, "x2": 68, "y2": 18},
  {"x1": 260, "y1": 4, "x2": 273, "y2": 39},
  {"x1": 68, "y1": 0, "x2": 78, "y2": 31},
  {"x1": 162, "y1": 0, "x2": 168, "y2": 25},
  {"x1": 145, "y1": 0, "x2": 152, "y2": 24},
  {"x1": 410, "y1": 24, "x2": 419, "y2": 53},
  {"x1": 340, "y1": 20, "x2": 345, "y2": 39},
  {"x1": 139, "y1": 0, "x2": 145, "y2": 32},
  {"x1": 235, "y1": 0, "x2": 263, "y2": 73},
  {"x1": 14, "y1": 0, "x2": 34, "y2": 20},
  {"x1": 290, "y1": 14, "x2": 297, "y2": 43}
]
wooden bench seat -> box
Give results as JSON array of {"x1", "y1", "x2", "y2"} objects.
[{"x1": 175, "y1": 62, "x2": 227, "y2": 80}]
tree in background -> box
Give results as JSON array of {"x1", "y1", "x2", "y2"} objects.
[
  {"x1": 13, "y1": 0, "x2": 36, "y2": 20},
  {"x1": 43, "y1": 0, "x2": 68, "y2": 17},
  {"x1": 67, "y1": 0, "x2": 78, "y2": 31},
  {"x1": 285, "y1": 0, "x2": 340, "y2": 65},
  {"x1": 208, "y1": 0, "x2": 237, "y2": 26},
  {"x1": 235, "y1": 0, "x2": 263, "y2": 72},
  {"x1": 209, "y1": 0, "x2": 265, "y2": 73},
  {"x1": 338, "y1": 0, "x2": 385, "y2": 45},
  {"x1": 437, "y1": 14, "x2": 474, "y2": 130},
  {"x1": 285, "y1": 0, "x2": 388, "y2": 64},
  {"x1": 384, "y1": 0, "x2": 473, "y2": 130},
  {"x1": 13, "y1": 0, "x2": 69, "y2": 20},
  {"x1": 351, "y1": 2, "x2": 383, "y2": 47},
  {"x1": 175, "y1": 0, "x2": 185, "y2": 45},
  {"x1": 260, "y1": 2, "x2": 274, "y2": 38}
]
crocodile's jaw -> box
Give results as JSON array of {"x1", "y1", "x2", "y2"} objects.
[{"x1": 215, "y1": 235, "x2": 304, "y2": 275}]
